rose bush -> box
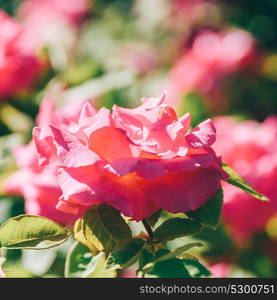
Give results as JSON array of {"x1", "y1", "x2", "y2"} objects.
[{"x1": 33, "y1": 93, "x2": 228, "y2": 221}]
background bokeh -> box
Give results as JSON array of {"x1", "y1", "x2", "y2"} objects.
[{"x1": 0, "y1": 0, "x2": 277, "y2": 278}]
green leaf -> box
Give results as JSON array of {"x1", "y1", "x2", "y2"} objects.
[
  {"x1": 65, "y1": 243, "x2": 116, "y2": 278},
  {"x1": 0, "y1": 215, "x2": 70, "y2": 250},
  {"x1": 155, "y1": 242, "x2": 203, "y2": 263},
  {"x1": 139, "y1": 248, "x2": 154, "y2": 271},
  {"x1": 73, "y1": 218, "x2": 99, "y2": 255},
  {"x1": 145, "y1": 210, "x2": 162, "y2": 228},
  {"x1": 83, "y1": 252, "x2": 117, "y2": 278},
  {"x1": 186, "y1": 187, "x2": 223, "y2": 229},
  {"x1": 65, "y1": 241, "x2": 93, "y2": 278},
  {"x1": 182, "y1": 259, "x2": 211, "y2": 277},
  {"x1": 153, "y1": 218, "x2": 202, "y2": 242},
  {"x1": 107, "y1": 238, "x2": 145, "y2": 270},
  {"x1": 82, "y1": 205, "x2": 132, "y2": 253},
  {"x1": 151, "y1": 259, "x2": 191, "y2": 278},
  {"x1": 222, "y1": 164, "x2": 269, "y2": 201},
  {"x1": 149, "y1": 250, "x2": 191, "y2": 278},
  {"x1": 142, "y1": 242, "x2": 203, "y2": 274}
]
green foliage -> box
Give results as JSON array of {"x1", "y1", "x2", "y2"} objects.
[
  {"x1": 73, "y1": 218, "x2": 99, "y2": 255},
  {"x1": 82, "y1": 252, "x2": 117, "y2": 278},
  {"x1": 182, "y1": 259, "x2": 211, "y2": 278},
  {"x1": 65, "y1": 241, "x2": 93, "y2": 278},
  {"x1": 0, "y1": 215, "x2": 70, "y2": 250},
  {"x1": 239, "y1": 250, "x2": 276, "y2": 278},
  {"x1": 223, "y1": 164, "x2": 269, "y2": 201},
  {"x1": 138, "y1": 248, "x2": 154, "y2": 271},
  {"x1": 145, "y1": 210, "x2": 162, "y2": 228},
  {"x1": 187, "y1": 187, "x2": 223, "y2": 229},
  {"x1": 79, "y1": 205, "x2": 132, "y2": 254},
  {"x1": 61, "y1": 63, "x2": 104, "y2": 87},
  {"x1": 153, "y1": 218, "x2": 202, "y2": 242},
  {"x1": 1, "y1": 0, "x2": 275, "y2": 279},
  {"x1": 65, "y1": 242, "x2": 116, "y2": 278},
  {"x1": 179, "y1": 92, "x2": 208, "y2": 127},
  {"x1": 106, "y1": 238, "x2": 145, "y2": 270},
  {"x1": 153, "y1": 242, "x2": 203, "y2": 263},
  {"x1": 0, "y1": 0, "x2": 22, "y2": 16},
  {"x1": 142, "y1": 242, "x2": 203, "y2": 275},
  {"x1": 194, "y1": 225, "x2": 234, "y2": 257}
]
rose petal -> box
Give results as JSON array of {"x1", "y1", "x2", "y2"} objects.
[
  {"x1": 186, "y1": 119, "x2": 216, "y2": 148},
  {"x1": 144, "y1": 167, "x2": 221, "y2": 213}
]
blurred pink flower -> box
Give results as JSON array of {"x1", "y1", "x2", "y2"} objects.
[
  {"x1": 209, "y1": 262, "x2": 231, "y2": 278},
  {"x1": 166, "y1": 29, "x2": 256, "y2": 111},
  {"x1": 5, "y1": 97, "x2": 87, "y2": 225},
  {"x1": 119, "y1": 44, "x2": 158, "y2": 75},
  {"x1": 17, "y1": 0, "x2": 90, "y2": 71},
  {"x1": 172, "y1": 0, "x2": 206, "y2": 11},
  {"x1": 33, "y1": 93, "x2": 227, "y2": 221},
  {"x1": 0, "y1": 268, "x2": 5, "y2": 278},
  {"x1": 213, "y1": 116, "x2": 277, "y2": 244},
  {"x1": 120, "y1": 270, "x2": 137, "y2": 278},
  {"x1": 18, "y1": 0, "x2": 90, "y2": 26},
  {"x1": 170, "y1": 0, "x2": 208, "y2": 30},
  {"x1": 0, "y1": 10, "x2": 42, "y2": 99}
]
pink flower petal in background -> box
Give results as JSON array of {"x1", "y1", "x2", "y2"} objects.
[
  {"x1": 0, "y1": 10, "x2": 42, "y2": 99},
  {"x1": 213, "y1": 116, "x2": 277, "y2": 244},
  {"x1": 166, "y1": 29, "x2": 256, "y2": 112}
]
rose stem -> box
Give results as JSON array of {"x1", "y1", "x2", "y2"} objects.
[
  {"x1": 142, "y1": 219, "x2": 154, "y2": 240},
  {"x1": 141, "y1": 218, "x2": 156, "y2": 254}
]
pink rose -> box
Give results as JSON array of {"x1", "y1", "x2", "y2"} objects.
[
  {"x1": 18, "y1": 0, "x2": 90, "y2": 26},
  {"x1": 166, "y1": 29, "x2": 256, "y2": 111},
  {"x1": 0, "y1": 10, "x2": 41, "y2": 99},
  {"x1": 213, "y1": 116, "x2": 277, "y2": 244},
  {"x1": 33, "y1": 93, "x2": 227, "y2": 221},
  {"x1": 5, "y1": 97, "x2": 87, "y2": 225},
  {"x1": 170, "y1": 0, "x2": 208, "y2": 31}
]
